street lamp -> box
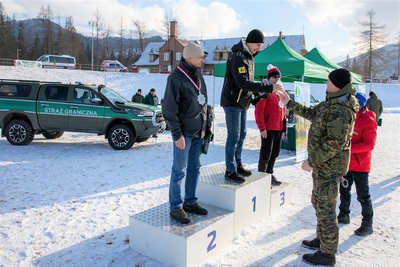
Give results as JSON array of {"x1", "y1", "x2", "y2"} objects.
[
  {"x1": 17, "y1": 49, "x2": 21, "y2": 60},
  {"x1": 88, "y1": 21, "x2": 95, "y2": 71}
]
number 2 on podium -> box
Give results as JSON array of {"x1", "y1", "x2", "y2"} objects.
[{"x1": 207, "y1": 230, "x2": 217, "y2": 252}]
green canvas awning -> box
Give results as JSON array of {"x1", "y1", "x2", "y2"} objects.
[
  {"x1": 213, "y1": 38, "x2": 361, "y2": 84},
  {"x1": 304, "y1": 47, "x2": 362, "y2": 84}
]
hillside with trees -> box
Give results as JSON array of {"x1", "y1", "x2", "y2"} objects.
[{"x1": 0, "y1": 3, "x2": 163, "y2": 69}]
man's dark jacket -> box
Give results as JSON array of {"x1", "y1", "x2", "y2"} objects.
[
  {"x1": 162, "y1": 59, "x2": 212, "y2": 141},
  {"x1": 220, "y1": 39, "x2": 273, "y2": 110}
]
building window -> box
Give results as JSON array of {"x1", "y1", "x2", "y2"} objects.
[
  {"x1": 164, "y1": 52, "x2": 169, "y2": 62},
  {"x1": 176, "y1": 52, "x2": 181, "y2": 61}
]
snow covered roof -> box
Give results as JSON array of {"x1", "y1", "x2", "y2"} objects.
[
  {"x1": 134, "y1": 42, "x2": 165, "y2": 66},
  {"x1": 134, "y1": 35, "x2": 306, "y2": 66}
]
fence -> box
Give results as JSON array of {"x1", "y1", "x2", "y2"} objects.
[
  {"x1": 0, "y1": 58, "x2": 15, "y2": 66},
  {"x1": 0, "y1": 58, "x2": 215, "y2": 76}
]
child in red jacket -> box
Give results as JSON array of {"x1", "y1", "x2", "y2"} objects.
[
  {"x1": 338, "y1": 91, "x2": 378, "y2": 236},
  {"x1": 254, "y1": 65, "x2": 286, "y2": 186}
]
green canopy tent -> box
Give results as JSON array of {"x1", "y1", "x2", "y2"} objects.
[
  {"x1": 214, "y1": 38, "x2": 334, "y2": 84},
  {"x1": 304, "y1": 47, "x2": 362, "y2": 84}
]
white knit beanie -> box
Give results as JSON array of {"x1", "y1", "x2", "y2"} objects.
[{"x1": 183, "y1": 41, "x2": 204, "y2": 59}]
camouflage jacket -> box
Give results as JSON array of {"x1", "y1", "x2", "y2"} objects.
[{"x1": 287, "y1": 84, "x2": 358, "y2": 176}]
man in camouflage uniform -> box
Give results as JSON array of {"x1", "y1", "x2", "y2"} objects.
[{"x1": 277, "y1": 68, "x2": 358, "y2": 266}]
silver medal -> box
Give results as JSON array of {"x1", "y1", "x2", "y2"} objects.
[{"x1": 198, "y1": 94, "x2": 206, "y2": 105}]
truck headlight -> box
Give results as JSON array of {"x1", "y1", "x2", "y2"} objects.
[{"x1": 131, "y1": 109, "x2": 153, "y2": 117}]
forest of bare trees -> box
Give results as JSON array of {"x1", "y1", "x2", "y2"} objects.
[{"x1": 0, "y1": 2, "x2": 163, "y2": 68}]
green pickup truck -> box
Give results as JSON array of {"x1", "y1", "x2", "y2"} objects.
[{"x1": 0, "y1": 79, "x2": 165, "y2": 150}]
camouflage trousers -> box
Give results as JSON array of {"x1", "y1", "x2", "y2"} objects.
[{"x1": 311, "y1": 172, "x2": 341, "y2": 254}]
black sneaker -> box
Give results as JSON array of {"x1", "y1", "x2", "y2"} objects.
[
  {"x1": 183, "y1": 203, "x2": 208, "y2": 215},
  {"x1": 170, "y1": 209, "x2": 190, "y2": 224},
  {"x1": 302, "y1": 251, "x2": 336, "y2": 266},
  {"x1": 354, "y1": 225, "x2": 373, "y2": 236},
  {"x1": 302, "y1": 237, "x2": 320, "y2": 250},
  {"x1": 271, "y1": 174, "x2": 282, "y2": 186},
  {"x1": 225, "y1": 171, "x2": 245, "y2": 183},
  {"x1": 337, "y1": 212, "x2": 350, "y2": 224},
  {"x1": 237, "y1": 163, "x2": 252, "y2": 176}
]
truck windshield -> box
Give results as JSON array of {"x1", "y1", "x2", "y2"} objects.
[{"x1": 101, "y1": 88, "x2": 128, "y2": 103}]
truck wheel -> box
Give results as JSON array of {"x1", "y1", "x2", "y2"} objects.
[
  {"x1": 5, "y1": 120, "x2": 34, "y2": 146},
  {"x1": 108, "y1": 124, "x2": 136, "y2": 150},
  {"x1": 42, "y1": 131, "x2": 64, "y2": 139}
]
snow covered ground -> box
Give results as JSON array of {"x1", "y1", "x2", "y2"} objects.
[{"x1": 0, "y1": 66, "x2": 399, "y2": 267}]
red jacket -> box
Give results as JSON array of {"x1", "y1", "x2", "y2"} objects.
[
  {"x1": 254, "y1": 92, "x2": 286, "y2": 131},
  {"x1": 349, "y1": 107, "x2": 377, "y2": 172}
]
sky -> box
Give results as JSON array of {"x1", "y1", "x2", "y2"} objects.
[
  {"x1": 0, "y1": 66, "x2": 399, "y2": 266},
  {"x1": 2, "y1": 0, "x2": 400, "y2": 61}
]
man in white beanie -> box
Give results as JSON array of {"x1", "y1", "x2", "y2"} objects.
[{"x1": 162, "y1": 41, "x2": 213, "y2": 224}]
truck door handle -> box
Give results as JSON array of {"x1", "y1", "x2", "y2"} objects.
[
  {"x1": 70, "y1": 106, "x2": 78, "y2": 109},
  {"x1": 40, "y1": 104, "x2": 49, "y2": 107}
]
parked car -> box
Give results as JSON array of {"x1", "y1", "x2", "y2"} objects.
[
  {"x1": 285, "y1": 90, "x2": 320, "y2": 123},
  {"x1": 101, "y1": 60, "x2": 127, "y2": 72},
  {"x1": 36, "y1": 54, "x2": 76, "y2": 70}
]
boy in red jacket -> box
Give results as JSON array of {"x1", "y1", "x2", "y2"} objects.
[
  {"x1": 337, "y1": 91, "x2": 377, "y2": 236},
  {"x1": 254, "y1": 65, "x2": 286, "y2": 186}
]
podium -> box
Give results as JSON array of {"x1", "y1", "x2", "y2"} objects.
[
  {"x1": 129, "y1": 202, "x2": 234, "y2": 267},
  {"x1": 128, "y1": 163, "x2": 292, "y2": 266},
  {"x1": 197, "y1": 164, "x2": 271, "y2": 236}
]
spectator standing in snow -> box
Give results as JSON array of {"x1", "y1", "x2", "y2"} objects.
[
  {"x1": 220, "y1": 29, "x2": 282, "y2": 184},
  {"x1": 162, "y1": 41, "x2": 213, "y2": 224},
  {"x1": 337, "y1": 92, "x2": 377, "y2": 236},
  {"x1": 144, "y1": 88, "x2": 158, "y2": 106},
  {"x1": 366, "y1": 91, "x2": 383, "y2": 122},
  {"x1": 276, "y1": 68, "x2": 358, "y2": 266},
  {"x1": 131, "y1": 89, "x2": 144, "y2": 103},
  {"x1": 254, "y1": 64, "x2": 286, "y2": 186}
]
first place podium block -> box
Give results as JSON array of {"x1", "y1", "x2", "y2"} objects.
[
  {"x1": 129, "y1": 202, "x2": 234, "y2": 267},
  {"x1": 197, "y1": 164, "x2": 271, "y2": 237}
]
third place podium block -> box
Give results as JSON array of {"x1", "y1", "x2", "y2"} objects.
[{"x1": 197, "y1": 163, "x2": 271, "y2": 237}]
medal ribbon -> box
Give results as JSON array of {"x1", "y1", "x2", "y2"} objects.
[{"x1": 177, "y1": 66, "x2": 201, "y2": 94}]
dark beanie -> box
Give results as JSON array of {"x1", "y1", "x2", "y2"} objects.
[
  {"x1": 246, "y1": 29, "x2": 264, "y2": 43},
  {"x1": 328, "y1": 68, "x2": 351, "y2": 89}
]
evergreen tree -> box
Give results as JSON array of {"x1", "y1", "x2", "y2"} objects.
[{"x1": 16, "y1": 21, "x2": 27, "y2": 59}]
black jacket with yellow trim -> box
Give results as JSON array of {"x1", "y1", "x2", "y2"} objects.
[{"x1": 220, "y1": 39, "x2": 273, "y2": 110}]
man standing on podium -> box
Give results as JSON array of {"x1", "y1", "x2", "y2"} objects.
[
  {"x1": 162, "y1": 41, "x2": 213, "y2": 224},
  {"x1": 220, "y1": 29, "x2": 282, "y2": 184}
]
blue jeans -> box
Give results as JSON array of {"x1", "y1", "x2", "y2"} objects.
[
  {"x1": 169, "y1": 136, "x2": 202, "y2": 211},
  {"x1": 339, "y1": 171, "x2": 373, "y2": 227},
  {"x1": 223, "y1": 106, "x2": 247, "y2": 172}
]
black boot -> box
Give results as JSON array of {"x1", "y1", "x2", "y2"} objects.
[
  {"x1": 354, "y1": 225, "x2": 373, "y2": 236},
  {"x1": 337, "y1": 212, "x2": 350, "y2": 224},
  {"x1": 271, "y1": 174, "x2": 282, "y2": 186},
  {"x1": 237, "y1": 163, "x2": 252, "y2": 176},
  {"x1": 302, "y1": 251, "x2": 336, "y2": 266},
  {"x1": 302, "y1": 237, "x2": 320, "y2": 250},
  {"x1": 225, "y1": 171, "x2": 245, "y2": 183}
]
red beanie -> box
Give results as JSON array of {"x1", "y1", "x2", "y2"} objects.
[{"x1": 267, "y1": 64, "x2": 281, "y2": 79}]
